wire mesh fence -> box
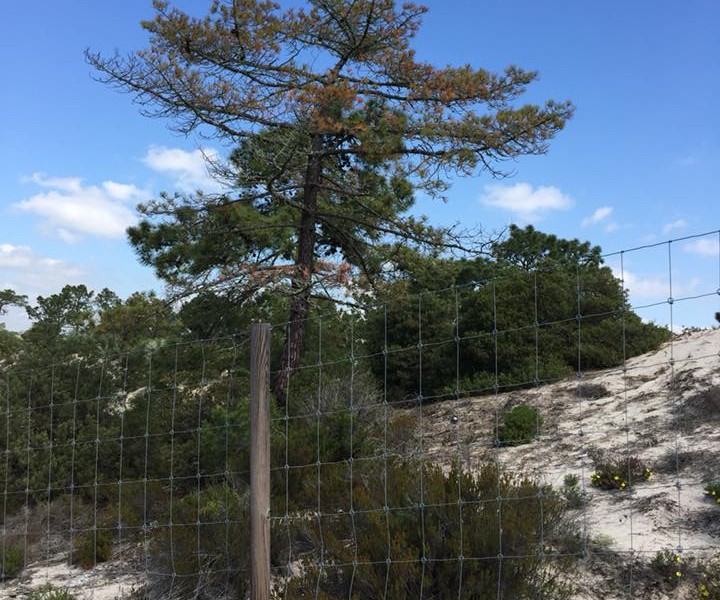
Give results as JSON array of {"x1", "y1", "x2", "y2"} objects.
[
  {"x1": 0, "y1": 229, "x2": 719, "y2": 599},
  {"x1": 0, "y1": 335, "x2": 253, "y2": 598}
]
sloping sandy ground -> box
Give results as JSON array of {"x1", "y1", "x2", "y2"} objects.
[
  {"x1": 418, "y1": 327, "x2": 720, "y2": 599},
  {"x1": 0, "y1": 545, "x2": 143, "y2": 599},
  {"x1": 1, "y1": 556, "x2": 142, "y2": 599}
]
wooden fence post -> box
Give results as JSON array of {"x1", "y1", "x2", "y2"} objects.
[{"x1": 250, "y1": 323, "x2": 271, "y2": 600}]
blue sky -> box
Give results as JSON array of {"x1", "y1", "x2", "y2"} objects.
[{"x1": 1, "y1": 1, "x2": 719, "y2": 331}]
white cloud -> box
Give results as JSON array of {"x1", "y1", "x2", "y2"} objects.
[
  {"x1": 616, "y1": 269, "x2": 669, "y2": 299},
  {"x1": 581, "y1": 206, "x2": 613, "y2": 228},
  {"x1": 22, "y1": 173, "x2": 83, "y2": 193},
  {"x1": 683, "y1": 238, "x2": 719, "y2": 257},
  {"x1": 604, "y1": 222, "x2": 619, "y2": 233},
  {"x1": 14, "y1": 173, "x2": 147, "y2": 241},
  {"x1": 143, "y1": 146, "x2": 224, "y2": 193},
  {"x1": 0, "y1": 244, "x2": 88, "y2": 330},
  {"x1": 102, "y1": 180, "x2": 145, "y2": 201},
  {"x1": 610, "y1": 264, "x2": 701, "y2": 301},
  {"x1": 0, "y1": 244, "x2": 86, "y2": 282},
  {"x1": 662, "y1": 219, "x2": 687, "y2": 235},
  {"x1": 479, "y1": 183, "x2": 572, "y2": 220}
]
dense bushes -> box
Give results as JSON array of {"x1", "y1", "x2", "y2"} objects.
[
  {"x1": 286, "y1": 460, "x2": 575, "y2": 600},
  {"x1": 364, "y1": 227, "x2": 667, "y2": 401},
  {"x1": 141, "y1": 484, "x2": 251, "y2": 600}
]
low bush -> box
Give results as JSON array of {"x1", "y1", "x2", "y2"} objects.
[
  {"x1": 72, "y1": 528, "x2": 113, "y2": 569},
  {"x1": 590, "y1": 456, "x2": 652, "y2": 490},
  {"x1": 0, "y1": 544, "x2": 24, "y2": 579},
  {"x1": 705, "y1": 482, "x2": 720, "y2": 505},
  {"x1": 142, "y1": 483, "x2": 251, "y2": 600},
  {"x1": 697, "y1": 555, "x2": 720, "y2": 599},
  {"x1": 497, "y1": 404, "x2": 543, "y2": 446},
  {"x1": 286, "y1": 459, "x2": 575, "y2": 600},
  {"x1": 28, "y1": 587, "x2": 78, "y2": 600},
  {"x1": 561, "y1": 474, "x2": 588, "y2": 509},
  {"x1": 650, "y1": 548, "x2": 683, "y2": 586}
]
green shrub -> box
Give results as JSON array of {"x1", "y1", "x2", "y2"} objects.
[
  {"x1": 697, "y1": 556, "x2": 720, "y2": 599},
  {"x1": 142, "y1": 484, "x2": 251, "y2": 600},
  {"x1": 497, "y1": 404, "x2": 542, "y2": 446},
  {"x1": 705, "y1": 481, "x2": 720, "y2": 505},
  {"x1": 590, "y1": 456, "x2": 651, "y2": 490},
  {"x1": 561, "y1": 474, "x2": 588, "y2": 509},
  {"x1": 286, "y1": 459, "x2": 575, "y2": 600},
  {"x1": 651, "y1": 548, "x2": 683, "y2": 586},
  {"x1": 72, "y1": 528, "x2": 113, "y2": 569},
  {"x1": 28, "y1": 587, "x2": 78, "y2": 600},
  {"x1": 0, "y1": 544, "x2": 24, "y2": 579}
]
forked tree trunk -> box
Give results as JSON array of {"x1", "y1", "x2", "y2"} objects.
[{"x1": 273, "y1": 135, "x2": 323, "y2": 402}]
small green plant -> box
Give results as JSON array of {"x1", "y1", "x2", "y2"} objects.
[
  {"x1": 705, "y1": 481, "x2": 720, "y2": 505},
  {"x1": 590, "y1": 456, "x2": 652, "y2": 490},
  {"x1": 72, "y1": 529, "x2": 113, "y2": 569},
  {"x1": 696, "y1": 555, "x2": 720, "y2": 599},
  {"x1": 497, "y1": 404, "x2": 543, "y2": 446},
  {"x1": 651, "y1": 548, "x2": 683, "y2": 586},
  {"x1": 561, "y1": 474, "x2": 588, "y2": 509},
  {"x1": 28, "y1": 586, "x2": 79, "y2": 600},
  {"x1": 0, "y1": 545, "x2": 24, "y2": 579}
]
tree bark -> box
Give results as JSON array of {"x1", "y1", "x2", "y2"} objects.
[{"x1": 273, "y1": 135, "x2": 323, "y2": 402}]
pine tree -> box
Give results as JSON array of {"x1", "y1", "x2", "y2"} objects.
[{"x1": 87, "y1": 0, "x2": 574, "y2": 399}]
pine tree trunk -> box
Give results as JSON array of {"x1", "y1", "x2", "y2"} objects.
[{"x1": 273, "y1": 135, "x2": 323, "y2": 402}]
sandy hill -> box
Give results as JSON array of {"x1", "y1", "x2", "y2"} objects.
[{"x1": 419, "y1": 327, "x2": 720, "y2": 599}]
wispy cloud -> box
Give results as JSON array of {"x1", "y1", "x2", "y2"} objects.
[
  {"x1": 479, "y1": 183, "x2": 572, "y2": 221},
  {"x1": 0, "y1": 242, "x2": 85, "y2": 280},
  {"x1": 613, "y1": 267, "x2": 669, "y2": 299},
  {"x1": 662, "y1": 219, "x2": 687, "y2": 235},
  {"x1": 0, "y1": 244, "x2": 89, "y2": 331},
  {"x1": 604, "y1": 222, "x2": 619, "y2": 233},
  {"x1": 683, "y1": 237, "x2": 719, "y2": 257},
  {"x1": 610, "y1": 264, "x2": 701, "y2": 301},
  {"x1": 581, "y1": 206, "x2": 613, "y2": 228},
  {"x1": 143, "y1": 146, "x2": 224, "y2": 193},
  {"x1": 14, "y1": 173, "x2": 147, "y2": 241}
]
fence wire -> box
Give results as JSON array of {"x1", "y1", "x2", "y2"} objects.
[{"x1": 0, "y1": 229, "x2": 718, "y2": 599}]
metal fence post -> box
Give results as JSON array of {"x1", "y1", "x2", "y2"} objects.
[{"x1": 250, "y1": 323, "x2": 271, "y2": 600}]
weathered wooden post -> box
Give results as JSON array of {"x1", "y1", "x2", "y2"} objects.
[{"x1": 250, "y1": 323, "x2": 271, "y2": 600}]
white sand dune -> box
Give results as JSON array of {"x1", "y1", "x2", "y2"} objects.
[{"x1": 419, "y1": 327, "x2": 720, "y2": 598}]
